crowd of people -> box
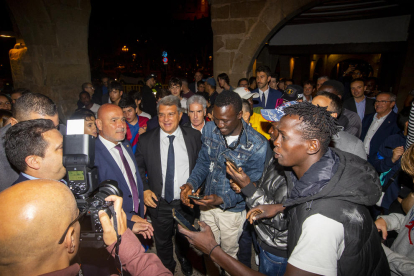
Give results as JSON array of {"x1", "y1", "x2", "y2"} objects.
[{"x1": 0, "y1": 64, "x2": 414, "y2": 276}]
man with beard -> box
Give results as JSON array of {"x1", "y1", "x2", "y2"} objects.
[{"x1": 252, "y1": 65, "x2": 282, "y2": 109}]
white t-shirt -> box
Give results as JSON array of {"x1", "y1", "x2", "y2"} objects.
[
  {"x1": 225, "y1": 135, "x2": 239, "y2": 146},
  {"x1": 288, "y1": 214, "x2": 345, "y2": 276},
  {"x1": 139, "y1": 111, "x2": 151, "y2": 119}
]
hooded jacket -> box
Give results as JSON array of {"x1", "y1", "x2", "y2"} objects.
[{"x1": 285, "y1": 148, "x2": 390, "y2": 276}]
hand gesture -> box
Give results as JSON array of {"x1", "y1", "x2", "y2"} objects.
[
  {"x1": 143, "y1": 190, "x2": 158, "y2": 208},
  {"x1": 225, "y1": 161, "x2": 251, "y2": 189},
  {"x1": 392, "y1": 146, "x2": 404, "y2": 163},
  {"x1": 375, "y1": 217, "x2": 388, "y2": 240},
  {"x1": 99, "y1": 195, "x2": 127, "y2": 246},
  {"x1": 246, "y1": 204, "x2": 285, "y2": 224},
  {"x1": 178, "y1": 221, "x2": 218, "y2": 255},
  {"x1": 180, "y1": 183, "x2": 194, "y2": 208},
  {"x1": 192, "y1": 194, "x2": 223, "y2": 207},
  {"x1": 132, "y1": 220, "x2": 154, "y2": 239}
]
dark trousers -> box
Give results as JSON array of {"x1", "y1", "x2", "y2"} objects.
[
  {"x1": 149, "y1": 198, "x2": 193, "y2": 273},
  {"x1": 238, "y1": 220, "x2": 259, "y2": 268}
]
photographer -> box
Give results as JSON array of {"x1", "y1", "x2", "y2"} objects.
[
  {"x1": 4, "y1": 119, "x2": 67, "y2": 184},
  {"x1": 0, "y1": 179, "x2": 172, "y2": 276}
]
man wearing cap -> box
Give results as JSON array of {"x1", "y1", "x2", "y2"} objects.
[
  {"x1": 233, "y1": 87, "x2": 270, "y2": 139},
  {"x1": 252, "y1": 65, "x2": 283, "y2": 109},
  {"x1": 205, "y1": 77, "x2": 218, "y2": 106},
  {"x1": 141, "y1": 74, "x2": 158, "y2": 117},
  {"x1": 281, "y1": 85, "x2": 304, "y2": 103}
]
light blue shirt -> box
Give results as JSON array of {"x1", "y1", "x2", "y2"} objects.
[{"x1": 355, "y1": 97, "x2": 366, "y2": 121}]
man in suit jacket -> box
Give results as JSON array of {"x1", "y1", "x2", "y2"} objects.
[
  {"x1": 360, "y1": 92, "x2": 400, "y2": 165},
  {"x1": 0, "y1": 93, "x2": 61, "y2": 192},
  {"x1": 4, "y1": 119, "x2": 67, "y2": 185},
  {"x1": 189, "y1": 71, "x2": 203, "y2": 93},
  {"x1": 252, "y1": 65, "x2": 283, "y2": 109},
  {"x1": 135, "y1": 95, "x2": 202, "y2": 275},
  {"x1": 343, "y1": 79, "x2": 376, "y2": 121},
  {"x1": 95, "y1": 104, "x2": 152, "y2": 235}
]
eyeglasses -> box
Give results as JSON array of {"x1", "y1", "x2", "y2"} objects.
[
  {"x1": 0, "y1": 101, "x2": 11, "y2": 107},
  {"x1": 375, "y1": 100, "x2": 394, "y2": 104},
  {"x1": 58, "y1": 210, "x2": 87, "y2": 244}
]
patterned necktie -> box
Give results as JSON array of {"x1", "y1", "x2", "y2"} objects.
[
  {"x1": 114, "y1": 144, "x2": 139, "y2": 213},
  {"x1": 165, "y1": 135, "x2": 175, "y2": 203}
]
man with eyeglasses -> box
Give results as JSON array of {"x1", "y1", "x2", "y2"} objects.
[
  {"x1": 135, "y1": 95, "x2": 202, "y2": 275},
  {"x1": 361, "y1": 92, "x2": 400, "y2": 165},
  {"x1": 0, "y1": 180, "x2": 172, "y2": 276}
]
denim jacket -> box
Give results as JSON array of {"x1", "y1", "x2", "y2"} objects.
[{"x1": 187, "y1": 120, "x2": 268, "y2": 212}]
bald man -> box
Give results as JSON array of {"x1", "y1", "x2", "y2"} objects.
[
  {"x1": 95, "y1": 104, "x2": 149, "y2": 233},
  {"x1": 0, "y1": 180, "x2": 171, "y2": 275}
]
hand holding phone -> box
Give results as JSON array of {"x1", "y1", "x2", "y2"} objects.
[
  {"x1": 172, "y1": 208, "x2": 199, "y2": 231},
  {"x1": 188, "y1": 194, "x2": 205, "y2": 200},
  {"x1": 225, "y1": 157, "x2": 241, "y2": 174}
]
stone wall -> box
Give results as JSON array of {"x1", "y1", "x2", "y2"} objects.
[
  {"x1": 211, "y1": 0, "x2": 318, "y2": 87},
  {"x1": 6, "y1": 0, "x2": 91, "y2": 119}
]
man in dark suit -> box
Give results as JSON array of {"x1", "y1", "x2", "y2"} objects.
[
  {"x1": 252, "y1": 65, "x2": 283, "y2": 109},
  {"x1": 95, "y1": 103, "x2": 152, "y2": 235},
  {"x1": 4, "y1": 119, "x2": 67, "y2": 185},
  {"x1": 135, "y1": 95, "x2": 202, "y2": 275},
  {"x1": 189, "y1": 71, "x2": 203, "y2": 93},
  {"x1": 0, "y1": 93, "x2": 60, "y2": 192},
  {"x1": 343, "y1": 78, "x2": 375, "y2": 122},
  {"x1": 360, "y1": 92, "x2": 400, "y2": 165}
]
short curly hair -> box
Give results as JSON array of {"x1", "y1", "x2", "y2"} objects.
[
  {"x1": 215, "y1": 90, "x2": 242, "y2": 113},
  {"x1": 283, "y1": 102, "x2": 338, "y2": 154}
]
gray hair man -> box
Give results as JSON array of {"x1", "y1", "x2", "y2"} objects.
[{"x1": 186, "y1": 95, "x2": 207, "y2": 133}]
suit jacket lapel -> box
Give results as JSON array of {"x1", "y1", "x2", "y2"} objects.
[
  {"x1": 96, "y1": 138, "x2": 127, "y2": 188},
  {"x1": 180, "y1": 126, "x2": 194, "y2": 170}
]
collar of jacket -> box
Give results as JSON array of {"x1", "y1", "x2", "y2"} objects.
[
  {"x1": 212, "y1": 119, "x2": 252, "y2": 148},
  {"x1": 284, "y1": 148, "x2": 339, "y2": 206}
]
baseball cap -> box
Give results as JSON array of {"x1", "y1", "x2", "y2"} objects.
[
  {"x1": 260, "y1": 101, "x2": 298, "y2": 122},
  {"x1": 145, "y1": 73, "x2": 157, "y2": 81},
  {"x1": 282, "y1": 85, "x2": 303, "y2": 101},
  {"x1": 206, "y1": 77, "x2": 216, "y2": 87},
  {"x1": 233, "y1": 87, "x2": 259, "y2": 99}
]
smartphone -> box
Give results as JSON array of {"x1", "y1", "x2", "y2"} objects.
[
  {"x1": 172, "y1": 208, "x2": 199, "y2": 231},
  {"x1": 225, "y1": 157, "x2": 240, "y2": 173},
  {"x1": 188, "y1": 194, "x2": 205, "y2": 200}
]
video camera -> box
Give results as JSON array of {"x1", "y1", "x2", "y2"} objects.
[{"x1": 63, "y1": 133, "x2": 122, "y2": 248}]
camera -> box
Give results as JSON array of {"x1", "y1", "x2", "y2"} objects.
[
  {"x1": 76, "y1": 179, "x2": 123, "y2": 248},
  {"x1": 63, "y1": 133, "x2": 121, "y2": 248}
]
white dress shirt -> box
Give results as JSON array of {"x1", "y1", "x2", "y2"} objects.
[
  {"x1": 160, "y1": 127, "x2": 190, "y2": 200},
  {"x1": 99, "y1": 135, "x2": 139, "y2": 209},
  {"x1": 191, "y1": 120, "x2": 205, "y2": 134},
  {"x1": 363, "y1": 111, "x2": 392, "y2": 155},
  {"x1": 259, "y1": 87, "x2": 269, "y2": 106}
]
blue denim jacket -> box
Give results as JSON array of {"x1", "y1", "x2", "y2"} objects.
[{"x1": 187, "y1": 120, "x2": 268, "y2": 212}]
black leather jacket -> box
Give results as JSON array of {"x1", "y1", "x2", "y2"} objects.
[{"x1": 241, "y1": 157, "x2": 288, "y2": 257}]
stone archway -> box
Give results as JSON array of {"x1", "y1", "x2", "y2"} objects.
[
  {"x1": 5, "y1": 0, "x2": 91, "y2": 118},
  {"x1": 211, "y1": 0, "x2": 325, "y2": 86}
]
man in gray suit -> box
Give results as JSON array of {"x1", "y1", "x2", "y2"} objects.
[{"x1": 0, "y1": 93, "x2": 59, "y2": 192}]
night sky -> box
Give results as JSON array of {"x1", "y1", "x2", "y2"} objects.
[{"x1": 0, "y1": 0, "x2": 213, "y2": 83}]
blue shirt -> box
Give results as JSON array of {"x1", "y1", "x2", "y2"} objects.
[{"x1": 355, "y1": 97, "x2": 366, "y2": 121}]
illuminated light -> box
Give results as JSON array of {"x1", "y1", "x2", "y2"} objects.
[
  {"x1": 122, "y1": 46, "x2": 129, "y2": 52},
  {"x1": 289, "y1": 58, "x2": 295, "y2": 79},
  {"x1": 115, "y1": 78, "x2": 117, "y2": 81},
  {"x1": 0, "y1": 35, "x2": 12, "y2": 38},
  {"x1": 137, "y1": 40, "x2": 139, "y2": 42},
  {"x1": 209, "y1": 56, "x2": 212, "y2": 61}
]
